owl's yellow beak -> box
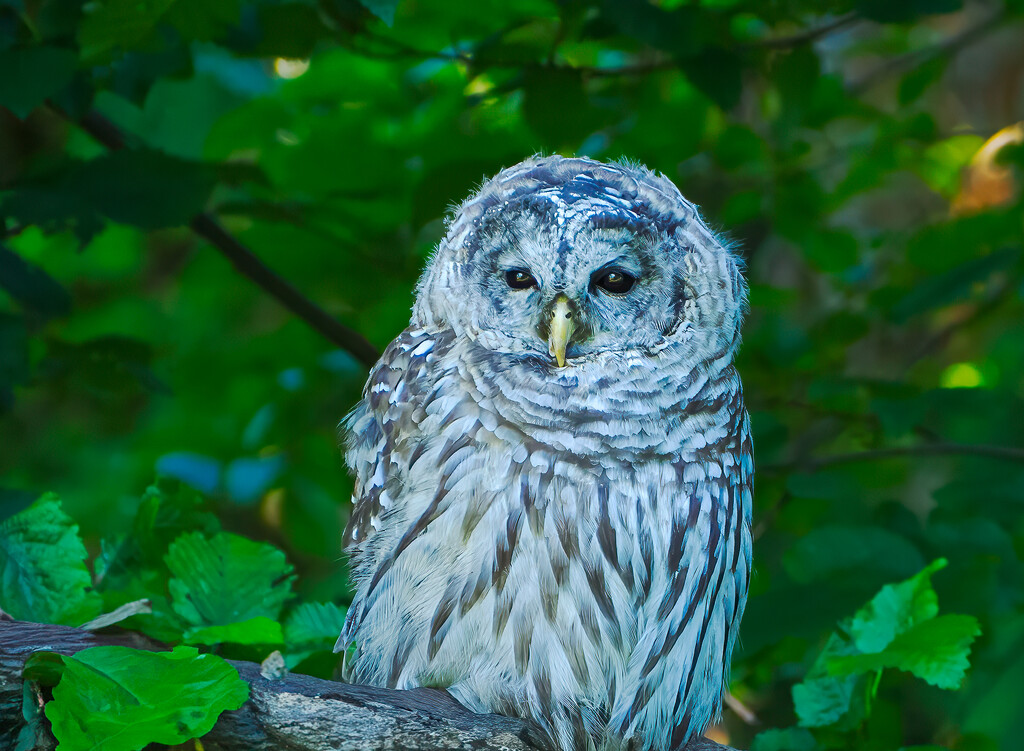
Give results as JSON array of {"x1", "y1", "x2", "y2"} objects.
[{"x1": 548, "y1": 295, "x2": 576, "y2": 368}]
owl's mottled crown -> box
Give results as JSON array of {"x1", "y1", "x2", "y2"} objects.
[{"x1": 451, "y1": 155, "x2": 705, "y2": 239}]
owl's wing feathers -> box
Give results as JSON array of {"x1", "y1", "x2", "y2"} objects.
[{"x1": 341, "y1": 325, "x2": 456, "y2": 597}]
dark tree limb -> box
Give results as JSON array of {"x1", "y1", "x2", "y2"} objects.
[
  {"x1": 847, "y1": 9, "x2": 1008, "y2": 94},
  {"x1": 0, "y1": 620, "x2": 739, "y2": 751},
  {"x1": 60, "y1": 108, "x2": 381, "y2": 369},
  {"x1": 741, "y1": 11, "x2": 859, "y2": 50},
  {"x1": 187, "y1": 214, "x2": 381, "y2": 368}
]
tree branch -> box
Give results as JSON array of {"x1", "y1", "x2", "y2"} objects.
[
  {"x1": 188, "y1": 215, "x2": 381, "y2": 368},
  {"x1": 64, "y1": 108, "x2": 381, "y2": 369},
  {"x1": 847, "y1": 9, "x2": 1008, "y2": 94},
  {"x1": 742, "y1": 12, "x2": 860, "y2": 50},
  {"x1": 333, "y1": 11, "x2": 860, "y2": 80},
  {"x1": 902, "y1": 276, "x2": 1019, "y2": 371},
  {"x1": 762, "y1": 442, "x2": 1024, "y2": 474},
  {"x1": 0, "y1": 619, "x2": 739, "y2": 751}
]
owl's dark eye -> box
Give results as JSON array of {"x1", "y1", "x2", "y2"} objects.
[
  {"x1": 594, "y1": 269, "x2": 636, "y2": 295},
  {"x1": 505, "y1": 269, "x2": 537, "y2": 290}
]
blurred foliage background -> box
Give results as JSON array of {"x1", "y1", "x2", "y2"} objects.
[{"x1": 1, "y1": 0, "x2": 1023, "y2": 748}]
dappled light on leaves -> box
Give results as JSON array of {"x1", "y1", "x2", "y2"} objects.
[
  {"x1": 274, "y1": 58, "x2": 311, "y2": 80},
  {"x1": 940, "y1": 362, "x2": 985, "y2": 388}
]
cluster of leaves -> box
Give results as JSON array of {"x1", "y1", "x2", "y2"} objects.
[
  {"x1": 1, "y1": 0, "x2": 1024, "y2": 748},
  {"x1": 1, "y1": 483, "x2": 347, "y2": 749},
  {"x1": 782, "y1": 561, "x2": 983, "y2": 741}
]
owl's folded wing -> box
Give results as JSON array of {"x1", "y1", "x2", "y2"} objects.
[{"x1": 341, "y1": 326, "x2": 455, "y2": 567}]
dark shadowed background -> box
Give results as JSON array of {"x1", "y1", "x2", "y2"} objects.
[{"x1": 1, "y1": 0, "x2": 1023, "y2": 749}]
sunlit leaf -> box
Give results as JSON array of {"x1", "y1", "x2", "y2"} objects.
[
  {"x1": 44, "y1": 645, "x2": 248, "y2": 751},
  {"x1": 848, "y1": 558, "x2": 946, "y2": 653},
  {"x1": 830, "y1": 614, "x2": 981, "y2": 689}
]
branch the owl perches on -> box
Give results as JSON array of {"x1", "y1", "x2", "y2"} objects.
[{"x1": 0, "y1": 619, "x2": 740, "y2": 751}]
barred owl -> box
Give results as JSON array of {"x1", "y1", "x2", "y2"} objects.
[{"x1": 337, "y1": 155, "x2": 753, "y2": 751}]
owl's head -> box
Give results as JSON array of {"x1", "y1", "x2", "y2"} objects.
[{"x1": 413, "y1": 156, "x2": 746, "y2": 371}]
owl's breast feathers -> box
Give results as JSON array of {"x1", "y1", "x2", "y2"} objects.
[{"x1": 341, "y1": 325, "x2": 752, "y2": 751}]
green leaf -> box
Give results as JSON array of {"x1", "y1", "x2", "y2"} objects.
[
  {"x1": 69, "y1": 150, "x2": 215, "y2": 229},
  {"x1": 678, "y1": 47, "x2": 742, "y2": 111},
  {"x1": 847, "y1": 558, "x2": 946, "y2": 653},
  {"x1": 522, "y1": 67, "x2": 603, "y2": 147},
  {"x1": 829, "y1": 614, "x2": 981, "y2": 689},
  {"x1": 801, "y1": 229, "x2": 859, "y2": 273},
  {"x1": 79, "y1": 0, "x2": 179, "y2": 60},
  {"x1": 285, "y1": 601, "x2": 348, "y2": 652},
  {"x1": 358, "y1": 0, "x2": 399, "y2": 26},
  {"x1": 22, "y1": 651, "x2": 68, "y2": 687},
  {"x1": 793, "y1": 632, "x2": 862, "y2": 728},
  {"x1": 0, "y1": 312, "x2": 29, "y2": 408},
  {"x1": 751, "y1": 727, "x2": 819, "y2": 751},
  {"x1": 166, "y1": 530, "x2": 295, "y2": 628},
  {"x1": 0, "y1": 493, "x2": 101, "y2": 625},
  {"x1": 0, "y1": 186, "x2": 105, "y2": 248},
  {"x1": 164, "y1": 0, "x2": 241, "y2": 42},
  {"x1": 184, "y1": 615, "x2": 284, "y2": 645},
  {"x1": 42, "y1": 335, "x2": 166, "y2": 400},
  {"x1": 892, "y1": 246, "x2": 1021, "y2": 322},
  {"x1": 96, "y1": 477, "x2": 219, "y2": 589},
  {"x1": 0, "y1": 245, "x2": 72, "y2": 318},
  {"x1": 0, "y1": 46, "x2": 77, "y2": 118},
  {"x1": 44, "y1": 645, "x2": 249, "y2": 751}
]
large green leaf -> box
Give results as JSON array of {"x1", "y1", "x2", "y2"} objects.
[
  {"x1": 0, "y1": 46, "x2": 77, "y2": 118},
  {"x1": 68, "y1": 150, "x2": 215, "y2": 229},
  {"x1": 848, "y1": 558, "x2": 946, "y2": 653},
  {"x1": 284, "y1": 600, "x2": 348, "y2": 664},
  {"x1": 96, "y1": 477, "x2": 219, "y2": 590},
  {"x1": 793, "y1": 632, "x2": 863, "y2": 728},
  {"x1": 830, "y1": 614, "x2": 982, "y2": 689},
  {"x1": 0, "y1": 493, "x2": 101, "y2": 625},
  {"x1": 184, "y1": 615, "x2": 284, "y2": 646},
  {"x1": 751, "y1": 728, "x2": 819, "y2": 751},
  {"x1": 79, "y1": 0, "x2": 179, "y2": 60},
  {"x1": 44, "y1": 645, "x2": 249, "y2": 751},
  {"x1": 165, "y1": 531, "x2": 295, "y2": 629}
]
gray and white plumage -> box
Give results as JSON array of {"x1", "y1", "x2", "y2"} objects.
[{"x1": 337, "y1": 155, "x2": 753, "y2": 751}]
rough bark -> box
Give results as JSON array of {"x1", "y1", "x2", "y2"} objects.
[{"x1": 0, "y1": 619, "x2": 738, "y2": 751}]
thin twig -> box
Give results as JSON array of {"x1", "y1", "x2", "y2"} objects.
[
  {"x1": 59, "y1": 107, "x2": 381, "y2": 368},
  {"x1": 743, "y1": 11, "x2": 860, "y2": 50},
  {"x1": 347, "y1": 11, "x2": 860, "y2": 74},
  {"x1": 763, "y1": 442, "x2": 1024, "y2": 474},
  {"x1": 723, "y1": 691, "x2": 760, "y2": 726},
  {"x1": 189, "y1": 215, "x2": 381, "y2": 367},
  {"x1": 848, "y1": 9, "x2": 1007, "y2": 94},
  {"x1": 903, "y1": 276, "x2": 1018, "y2": 370}
]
